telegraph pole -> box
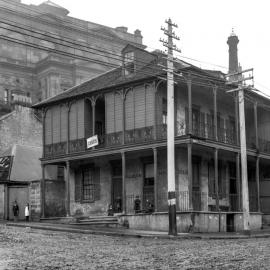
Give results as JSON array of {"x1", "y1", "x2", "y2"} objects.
[
  {"x1": 160, "y1": 18, "x2": 180, "y2": 236},
  {"x1": 226, "y1": 68, "x2": 254, "y2": 232}
]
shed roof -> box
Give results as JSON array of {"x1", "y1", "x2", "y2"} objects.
[{"x1": 0, "y1": 145, "x2": 42, "y2": 182}]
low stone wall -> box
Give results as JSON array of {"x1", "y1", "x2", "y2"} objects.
[
  {"x1": 262, "y1": 214, "x2": 270, "y2": 225},
  {"x1": 119, "y1": 212, "x2": 262, "y2": 233}
]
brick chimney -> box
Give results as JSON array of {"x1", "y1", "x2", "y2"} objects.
[{"x1": 227, "y1": 29, "x2": 239, "y2": 74}]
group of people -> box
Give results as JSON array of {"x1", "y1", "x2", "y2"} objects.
[
  {"x1": 107, "y1": 196, "x2": 154, "y2": 216},
  {"x1": 12, "y1": 201, "x2": 30, "y2": 221}
]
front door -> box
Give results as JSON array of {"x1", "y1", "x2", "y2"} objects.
[
  {"x1": 143, "y1": 163, "x2": 154, "y2": 211},
  {"x1": 112, "y1": 177, "x2": 122, "y2": 212}
]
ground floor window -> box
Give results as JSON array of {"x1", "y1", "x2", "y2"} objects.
[
  {"x1": 82, "y1": 168, "x2": 95, "y2": 202},
  {"x1": 75, "y1": 166, "x2": 100, "y2": 203}
]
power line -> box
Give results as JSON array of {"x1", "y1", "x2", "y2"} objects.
[
  {"x1": 0, "y1": 1, "x2": 233, "y2": 72},
  {"x1": 0, "y1": 0, "x2": 142, "y2": 52}
]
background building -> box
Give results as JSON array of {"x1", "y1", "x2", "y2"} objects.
[{"x1": 0, "y1": 0, "x2": 143, "y2": 107}]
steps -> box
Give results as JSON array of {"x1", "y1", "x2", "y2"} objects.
[{"x1": 70, "y1": 216, "x2": 120, "y2": 228}]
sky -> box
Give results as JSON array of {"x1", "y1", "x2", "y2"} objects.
[{"x1": 22, "y1": 0, "x2": 270, "y2": 96}]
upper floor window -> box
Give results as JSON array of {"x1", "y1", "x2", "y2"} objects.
[{"x1": 124, "y1": 51, "x2": 135, "y2": 76}]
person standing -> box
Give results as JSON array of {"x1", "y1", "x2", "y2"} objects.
[
  {"x1": 25, "y1": 203, "x2": 30, "y2": 221},
  {"x1": 12, "y1": 201, "x2": 19, "y2": 222}
]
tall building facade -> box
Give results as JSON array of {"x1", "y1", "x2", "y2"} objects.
[{"x1": 0, "y1": 0, "x2": 143, "y2": 106}]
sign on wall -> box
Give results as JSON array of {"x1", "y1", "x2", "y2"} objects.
[{"x1": 86, "y1": 135, "x2": 99, "y2": 148}]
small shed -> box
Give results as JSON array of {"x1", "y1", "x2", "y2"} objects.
[{"x1": 0, "y1": 144, "x2": 42, "y2": 220}]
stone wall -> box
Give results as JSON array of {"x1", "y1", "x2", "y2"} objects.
[
  {"x1": 0, "y1": 106, "x2": 42, "y2": 153},
  {"x1": 29, "y1": 181, "x2": 41, "y2": 221},
  {"x1": 70, "y1": 159, "x2": 111, "y2": 217},
  {"x1": 45, "y1": 180, "x2": 66, "y2": 217}
]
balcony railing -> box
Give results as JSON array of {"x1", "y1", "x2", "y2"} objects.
[
  {"x1": 44, "y1": 142, "x2": 67, "y2": 157},
  {"x1": 125, "y1": 191, "x2": 259, "y2": 214},
  {"x1": 44, "y1": 122, "x2": 270, "y2": 158}
]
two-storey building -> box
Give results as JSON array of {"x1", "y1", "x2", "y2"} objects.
[{"x1": 33, "y1": 35, "x2": 270, "y2": 232}]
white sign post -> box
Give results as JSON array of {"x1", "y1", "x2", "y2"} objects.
[{"x1": 86, "y1": 135, "x2": 99, "y2": 148}]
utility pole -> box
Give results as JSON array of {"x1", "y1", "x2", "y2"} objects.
[
  {"x1": 226, "y1": 67, "x2": 254, "y2": 232},
  {"x1": 160, "y1": 18, "x2": 180, "y2": 236}
]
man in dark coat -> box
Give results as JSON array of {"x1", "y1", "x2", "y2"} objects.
[{"x1": 12, "y1": 200, "x2": 19, "y2": 221}]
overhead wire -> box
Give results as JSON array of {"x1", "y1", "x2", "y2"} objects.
[
  {"x1": 1, "y1": 0, "x2": 270, "y2": 111},
  {"x1": 0, "y1": 0, "x2": 232, "y2": 72}
]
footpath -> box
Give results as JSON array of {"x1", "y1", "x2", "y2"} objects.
[{"x1": 3, "y1": 221, "x2": 270, "y2": 240}]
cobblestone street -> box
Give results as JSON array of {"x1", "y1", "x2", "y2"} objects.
[{"x1": 0, "y1": 226, "x2": 269, "y2": 270}]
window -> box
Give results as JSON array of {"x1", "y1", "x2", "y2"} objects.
[
  {"x1": 124, "y1": 51, "x2": 135, "y2": 76},
  {"x1": 57, "y1": 166, "x2": 65, "y2": 181},
  {"x1": 82, "y1": 168, "x2": 95, "y2": 202}
]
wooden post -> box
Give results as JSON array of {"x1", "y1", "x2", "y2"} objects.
[
  {"x1": 67, "y1": 105, "x2": 70, "y2": 154},
  {"x1": 42, "y1": 109, "x2": 46, "y2": 158},
  {"x1": 254, "y1": 102, "x2": 258, "y2": 149},
  {"x1": 65, "y1": 161, "x2": 70, "y2": 216},
  {"x1": 214, "y1": 148, "x2": 219, "y2": 211},
  {"x1": 41, "y1": 164, "x2": 45, "y2": 218},
  {"x1": 188, "y1": 143, "x2": 193, "y2": 210},
  {"x1": 187, "y1": 75, "x2": 192, "y2": 134},
  {"x1": 91, "y1": 100, "x2": 96, "y2": 136},
  {"x1": 256, "y1": 157, "x2": 261, "y2": 212},
  {"x1": 91, "y1": 99, "x2": 96, "y2": 150},
  {"x1": 153, "y1": 84, "x2": 157, "y2": 140},
  {"x1": 122, "y1": 90, "x2": 126, "y2": 145},
  {"x1": 121, "y1": 151, "x2": 126, "y2": 214},
  {"x1": 213, "y1": 86, "x2": 218, "y2": 141},
  {"x1": 153, "y1": 147, "x2": 158, "y2": 212},
  {"x1": 236, "y1": 152, "x2": 241, "y2": 211}
]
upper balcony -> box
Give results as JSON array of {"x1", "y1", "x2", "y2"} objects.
[{"x1": 42, "y1": 79, "x2": 270, "y2": 159}]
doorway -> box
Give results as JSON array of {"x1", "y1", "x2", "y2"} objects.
[
  {"x1": 111, "y1": 162, "x2": 122, "y2": 213},
  {"x1": 112, "y1": 177, "x2": 122, "y2": 212},
  {"x1": 8, "y1": 185, "x2": 29, "y2": 221}
]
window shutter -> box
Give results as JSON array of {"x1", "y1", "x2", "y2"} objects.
[
  {"x1": 134, "y1": 86, "x2": 145, "y2": 128},
  {"x1": 60, "y1": 105, "x2": 68, "y2": 142},
  {"x1": 207, "y1": 113, "x2": 213, "y2": 139},
  {"x1": 125, "y1": 90, "x2": 134, "y2": 130},
  {"x1": 77, "y1": 99, "x2": 85, "y2": 139},
  {"x1": 69, "y1": 103, "x2": 77, "y2": 140},
  {"x1": 52, "y1": 106, "x2": 60, "y2": 143},
  {"x1": 75, "y1": 170, "x2": 82, "y2": 202},
  {"x1": 105, "y1": 93, "x2": 115, "y2": 134},
  {"x1": 145, "y1": 85, "x2": 154, "y2": 127},
  {"x1": 45, "y1": 109, "x2": 52, "y2": 145},
  {"x1": 200, "y1": 112, "x2": 205, "y2": 137},
  {"x1": 185, "y1": 107, "x2": 189, "y2": 134},
  {"x1": 115, "y1": 93, "x2": 123, "y2": 132},
  {"x1": 94, "y1": 167, "x2": 100, "y2": 201}
]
